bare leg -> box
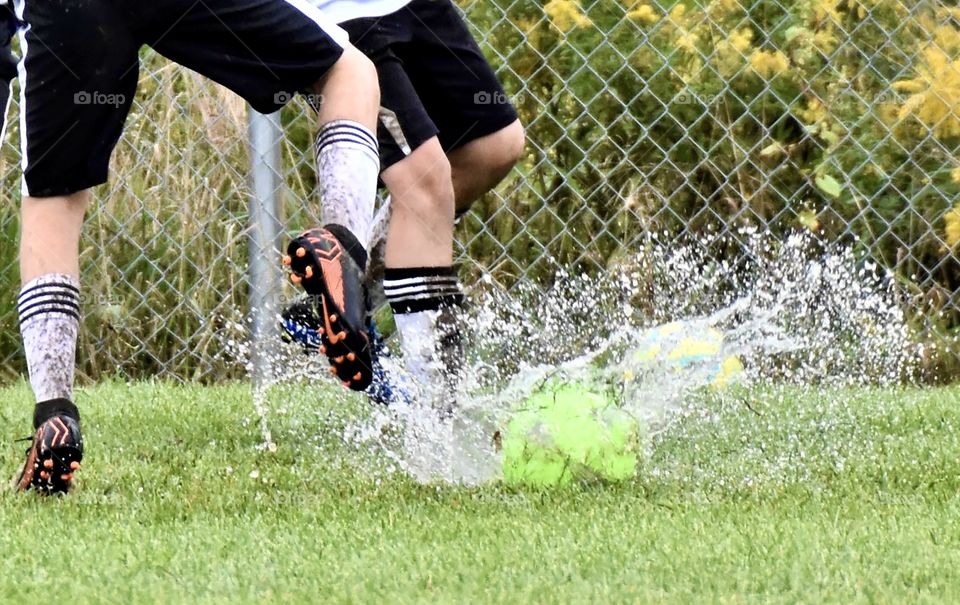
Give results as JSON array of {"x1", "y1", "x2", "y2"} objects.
[
  {"x1": 17, "y1": 190, "x2": 88, "y2": 409},
  {"x1": 377, "y1": 121, "x2": 523, "y2": 403},
  {"x1": 282, "y1": 46, "x2": 383, "y2": 390},
  {"x1": 20, "y1": 191, "x2": 90, "y2": 284},
  {"x1": 15, "y1": 192, "x2": 86, "y2": 492},
  {"x1": 447, "y1": 119, "x2": 525, "y2": 213},
  {"x1": 310, "y1": 45, "x2": 379, "y2": 132},
  {"x1": 381, "y1": 137, "x2": 455, "y2": 268}
]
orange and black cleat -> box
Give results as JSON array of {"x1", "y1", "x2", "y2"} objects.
[
  {"x1": 15, "y1": 401, "x2": 83, "y2": 495},
  {"x1": 282, "y1": 224, "x2": 373, "y2": 390}
]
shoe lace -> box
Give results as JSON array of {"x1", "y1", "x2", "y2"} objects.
[{"x1": 15, "y1": 435, "x2": 34, "y2": 456}]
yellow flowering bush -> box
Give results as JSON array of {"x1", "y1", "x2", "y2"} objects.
[
  {"x1": 626, "y1": 3, "x2": 659, "y2": 25},
  {"x1": 544, "y1": 0, "x2": 591, "y2": 32},
  {"x1": 894, "y1": 46, "x2": 960, "y2": 139},
  {"x1": 946, "y1": 205, "x2": 960, "y2": 249},
  {"x1": 748, "y1": 50, "x2": 790, "y2": 79},
  {"x1": 453, "y1": 0, "x2": 960, "y2": 342}
]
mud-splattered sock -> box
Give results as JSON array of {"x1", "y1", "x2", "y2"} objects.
[
  {"x1": 315, "y1": 119, "x2": 379, "y2": 247},
  {"x1": 17, "y1": 274, "x2": 80, "y2": 411}
]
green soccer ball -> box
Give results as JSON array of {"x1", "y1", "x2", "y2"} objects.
[{"x1": 501, "y1": 381, "x2": 643, "y2": 487}]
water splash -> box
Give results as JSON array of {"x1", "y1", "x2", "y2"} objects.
[{"x1": 226, "y1": 230, "x2": 919, "y2": 485}]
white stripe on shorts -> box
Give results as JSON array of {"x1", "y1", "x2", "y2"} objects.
[{"x1": 14, "y1": 0, "x2": 27, "y2": 194}]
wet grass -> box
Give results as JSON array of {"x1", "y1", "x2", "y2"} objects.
[{"x1": 0, "y1": 381, "x2": 958, "y2": 603}]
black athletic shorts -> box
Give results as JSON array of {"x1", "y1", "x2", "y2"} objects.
[
  {"x1": 340, "y1": 0, "x2": 517, "y2": 170},
  {"x1": 15, "y1": 0, "x2": 347, "y2": 197}
]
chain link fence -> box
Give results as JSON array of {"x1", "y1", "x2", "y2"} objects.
[{"x1": 0, "y1": 0, "x2": 958, "y2": 384}]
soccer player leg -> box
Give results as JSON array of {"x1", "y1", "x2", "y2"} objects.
[
  {"x1": 148, "y1": 0, "x2": 380, "y2": 390},
  {"x1": 382, "y1": 264, "x2": 465, "y2": 414},
  {"x1": 380, "y1": 139, "x2": 465, "y2": 410},
  {"x1": 285, "y1": 46, "x2": 381, "y2": 390},
  {"x1": 281, "y1": 16, "x2": 406, "y2": 404},
  {"x1": 14, "y1": 0, "x2": 139, "y2": 493},
  {"x1": 286, "y1": 46, "x2": 380, "y2": 390}
]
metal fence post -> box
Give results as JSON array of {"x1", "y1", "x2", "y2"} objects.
[{"x1": 247, "y1": 110, "x2": 284, "y2": 386}]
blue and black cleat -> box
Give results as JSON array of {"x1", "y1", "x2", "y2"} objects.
[{"x1": 281, "y1": 297, "x2": 412, "y2": 407}]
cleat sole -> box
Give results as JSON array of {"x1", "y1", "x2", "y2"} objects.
[
  {"x1": 30, "y1": 446, "x2": 82, "y2": 495},
  {"x1": 283, "y1": 229, "x2": 374, "y2": 391}
]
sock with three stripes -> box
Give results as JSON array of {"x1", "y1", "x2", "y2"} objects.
[
  {"x1": 383, "y1": 266, "x2": 464, "y2": 397},
  {"x1": 17, "y1": 274, "x2": 80, "y2": 413},
  {"x1": 315, "y1": 119, "x2": 379, "y2": 248}
]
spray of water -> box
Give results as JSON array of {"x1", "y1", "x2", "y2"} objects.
[{"x1": 223, "y1": 230, "x2": 919, "y2": 485}]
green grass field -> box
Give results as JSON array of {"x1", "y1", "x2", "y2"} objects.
[{"x1": 1, "y1": 381, "x2": 959, "y2": 604}]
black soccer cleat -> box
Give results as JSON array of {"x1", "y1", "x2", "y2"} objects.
[
  {"x1": 15, "y1": 413, "x2": 83, "y2": 495},
  {"x1": 283, "y1": 224, "x2": 373, "y2": 390}
]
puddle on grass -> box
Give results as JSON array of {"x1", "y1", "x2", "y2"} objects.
[{"x1": 225, "y1": 230, "x2": 920, "y2": 486}]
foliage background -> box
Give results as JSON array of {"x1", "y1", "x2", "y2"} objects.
[{"x1": 0, "y1": 0, "x2": 957, "y2": 382}]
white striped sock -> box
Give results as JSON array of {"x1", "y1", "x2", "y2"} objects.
[
  {"x1": 316, "y1": 120, "x2": 379, "y2": 246},
  {"x1": 17, "y1": 274, "x2": 80, "y2": 402},
  {"x1": 383, "y1": 267, "x2": 463, "y2": 314}
]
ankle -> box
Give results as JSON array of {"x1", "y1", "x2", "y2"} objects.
[{"x1": 34, "y1": 398, "x2": 80, "y2": 429}]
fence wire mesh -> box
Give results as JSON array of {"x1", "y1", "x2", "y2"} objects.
[{"x1": 0, "y1": 0, "x2": 958, "y2": 383}]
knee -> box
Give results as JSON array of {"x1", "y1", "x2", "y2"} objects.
[
  {"x1": 313, "y1": 44, "x2": 380, "y2": 109},
  {"x1": 475, "y1": 120, "x2": 525, "y2": 182},
  {"x1": 384, "y1": 141, "x2": 455, "y2": 218},
  {"x1": 341, "y1": 45, "x2": 378, "y2": 93},
  {"x1": 494, "y1": 120, "x2": 526, "y2": 172},
  {"x1": 450, "y1": 120, "x2": 525, "y2": 209}
]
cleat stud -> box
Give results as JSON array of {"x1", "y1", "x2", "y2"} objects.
[
  {"x1": 61, "y1": 474, "x2": 71, "y2": 482},
  {"x1": 329, "y1": 314, "x2": 337, "y2": 323},
  {"x1": 319, "y1": 346, "x2": 327, "y2": 354},
  {"x1": 304, "y1": 266, "x2": 314, "y2": 279},
  {"x1": 342, "y1": 381, "x2": 351, "y2": 388},
  {"x1": 347, "y1": 352, "x2": 356, "y2": 362},
  {"x1": 70, "y1": 461, "x2": 80, "y2": 470},
  {"x1": 290, "y1": 274, "x2": 302, "y2": 285},
  {"x1": 334, "y1": 356, "x2": 345, "y2": 364},
  {"x1": 281, "y1": 255, "x2": 292, "y2": 266},
  {"x1": 318, "y1": 328, "x2": 325, "y2": 335},
  {"x1": 39, "y1": 471, "x2": 49, "y2": 480},
  {"x1": 329, "y1": 367, "x2": 337, "y2": 375},
  {"x1": 296, "y1": 247, "x2": 307, "y2": 258},
  {"x1": 338, "y1": 331, "x2": 347, "y2": 341},
  {"x1": 353, "y1": 372, "x2": 363, "y2": 381},
  {"x1": 43, "y1": 459, "x2": 54, "y2": 469}
]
